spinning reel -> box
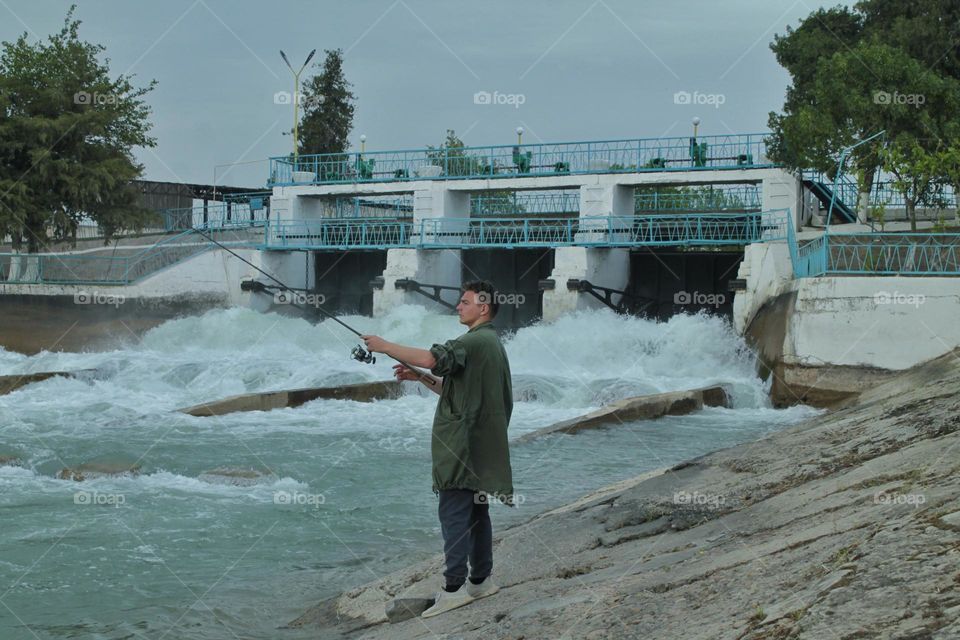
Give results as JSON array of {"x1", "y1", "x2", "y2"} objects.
[{"x1": 351, "y1": 344, "x2": 376, "y2": 364}]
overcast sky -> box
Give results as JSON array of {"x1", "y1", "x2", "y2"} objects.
[{"x1": 1, "y1": 0, "x2": 852, "y2": 188}]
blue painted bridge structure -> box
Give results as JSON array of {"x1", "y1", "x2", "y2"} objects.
[{"x1": 264, "y1": 211, "x2": 790, "y2": 251}]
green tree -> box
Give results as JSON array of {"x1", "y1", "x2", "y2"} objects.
[
  {"x1": 938, "y1": 143, "x2": 960, "y2": 214},
  {"x1": 0, "y1": 6, "x2": 156, "y2": 252},
  {"x1": 880, "y1": 139, "x2": 946, "y2": 231},
  {"x1": 767, "y1": 2, "x2": 960, "y2": 218},
  {"x1": 426, "y1": 129, "x2": 489, "y2": 176},
  {"x1": 297, "y1": 48, "x2": 355, "y2": 157},
  {"x1": 766, "y1": 6, "x2": 863, "y2": 171},
  {"x1": 859, "y1": 0, "x2": 960, "y2": 79}
]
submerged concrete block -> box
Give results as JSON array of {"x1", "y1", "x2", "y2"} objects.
[
  {"x1": 178, "y1": 380, "x2": 403, "y2": 417},
  {"x1": 0, "y1": 369, "x2": 95, "y2": 396},
  {"x1": 56, "y1": 460, "x2": 142, "y2": 482},
  {"x1": 515, "y1": 384, "x2": 731, "y2": 443}
]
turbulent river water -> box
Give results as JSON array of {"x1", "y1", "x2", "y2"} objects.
[{"x1": 0, "y1": 305, "x2": 818, "y2": 639}]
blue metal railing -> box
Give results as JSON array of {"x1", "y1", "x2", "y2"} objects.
[
  {"x1": 802, "y1": 172, "x2": 958, "y2": 223},
  {"x1": 162, "y1": 200, "x2": 270, "y2": 231},
  {"x1": 269, "y1": 133, "x2": 773, "y2": 186},
  {"x1": 803, "y1": 171, "x2": 859, "y2": 209},
  {"x1": 470, "y1": 192, "x2": 580, "y2": 216},
  {"x1": 827, "y1": 234, "x2": 960, "y2": 275},
  {"x1": 264, "y1": 210, "x2": 789, "y2": 250},
  {"x1": 869, "y1": 181, "x2": 956, "y2": 210},
  {"x1": 325, "y1": 196, "x2": 414, "y2": 218},
  {"x1": 789, "y1": 230, "x2": 960, "y2": 278},
  {"x1": 790, "y1": 235, "x2": 828, "y2": 278},
  {"x1": 265, "y1": 218, "x2": 413, "y2": 249},
  {"x1": 634, "y1": 186, "x2": 761, "y2": 212}
]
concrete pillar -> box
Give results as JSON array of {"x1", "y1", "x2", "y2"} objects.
[
  {"x1": 761, "y1": 169, "x2": 802, "y2": 229},
  {"x1": 373, "y1": 184, "x2": 470, "y2": 316},
  {"x1": 260, "y1": 251, "x2": 310, "y2": 291},
  {"x1": 268, "y1": 186, "x2": 293, "y2": 222},
  {"x1": 541, "y1": 247, "x2": 630, "y2": 322},
  {"x1": 731, "y1": 242, "x2": 793, "y2": 335},
  {"x1": 542, "y1": 182, "x2": 633, "y2": 322},
  {"x1": 579, "y1": 183, "x2": 634, "y2": 217}
]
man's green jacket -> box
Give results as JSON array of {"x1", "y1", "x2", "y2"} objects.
[{"x1": 429, "y1": 321, "x2": 514, "y2": 502}]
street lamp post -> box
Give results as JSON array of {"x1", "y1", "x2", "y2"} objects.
[{"x1": 280, "y1": 49, "x2": 316, "y2": 168}]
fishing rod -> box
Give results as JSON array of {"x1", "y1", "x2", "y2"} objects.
[{"x1": 194, "y1": 227, "x2": 438, "y2": 388}]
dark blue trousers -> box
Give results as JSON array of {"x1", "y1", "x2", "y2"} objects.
[{"x1": 438, "y1": 489, "x2": 493, "y2": 587}]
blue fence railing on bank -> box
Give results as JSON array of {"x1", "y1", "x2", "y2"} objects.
[
  {"x1": 162, "y1": 196, "x2": 271, "y2": 231},
  {"x1": 791, "y1": 233, "x2": 960, "y2": 277},
  {"x1": 263, "y1": 210, "x2": 789, "y2": 250},
  {"x1": 269, "y1": 133, "x2": 773, "y2": 186}
]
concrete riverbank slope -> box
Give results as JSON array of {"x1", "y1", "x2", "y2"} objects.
[{"x1": 292, "y1": 349, "x2": 960, "y2": 639}]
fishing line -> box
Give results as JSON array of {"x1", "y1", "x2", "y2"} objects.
[{"x1": 194, "y1": 227, "x2": 438, "y2": 387}]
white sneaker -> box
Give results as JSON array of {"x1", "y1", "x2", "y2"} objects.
[
  {"x1": 466, "y1": 578, "x2": 500, "y2": 600},
  {"x1": 421, "y1": 587, "x2": 475, "y2": 618}
]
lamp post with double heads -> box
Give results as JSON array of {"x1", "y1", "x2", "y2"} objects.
[{"x1": 280, "y1": 49, "x2": 316, "y2": 169}]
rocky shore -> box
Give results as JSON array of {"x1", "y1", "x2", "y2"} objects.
[{"x1": 291, "y1": 349, "x2": 960, "y2": 639}]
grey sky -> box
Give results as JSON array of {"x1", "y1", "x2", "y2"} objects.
[{"x1": 1, "y1": 0, "x2": 850, "y2": 188}]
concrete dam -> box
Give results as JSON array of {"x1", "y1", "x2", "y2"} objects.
[{"x1": 2, "y1": 131, "x2": 958, "y2": 407}]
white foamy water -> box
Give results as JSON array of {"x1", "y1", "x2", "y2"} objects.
[{"x1": 0, "y1": 306, "x2": 818, "y2": 639}]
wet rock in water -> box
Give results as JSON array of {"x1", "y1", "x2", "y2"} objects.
[
  {"x1": 57, "y1": 460, "x2": 141, "y2": 481},
  {"x1": 385, "y1": 597, "x2": 435, "y2": 623},
  {"x1": 0, "y1": 454, "x2": 23, "y2": 468},
  {"x1": 198, "y1": 466, "x2": 275, "y2": 486}
]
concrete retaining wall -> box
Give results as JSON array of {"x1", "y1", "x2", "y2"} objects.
[
  {"x1": 743, "y1": 275, "x2": 960, "y2": 407},
  {"x1": 0, "y1": 248, "x2": 260, "y2": 353}
]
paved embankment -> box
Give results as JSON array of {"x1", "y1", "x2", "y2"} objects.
[{"x1": 291, "y1": 349, "x2": 960, "y2": 639}]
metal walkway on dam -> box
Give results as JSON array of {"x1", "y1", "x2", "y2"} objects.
[{"x1": 4, "y1": 131, "x2": 956, "y2": 318}]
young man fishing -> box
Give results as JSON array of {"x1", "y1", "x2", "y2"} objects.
[{"x1": 361, "y1": 279, "x2": 514, "y2": 618}]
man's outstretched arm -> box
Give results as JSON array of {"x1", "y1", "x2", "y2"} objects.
[{"x1": 361, "y1": 335, "x2": 436, "y2": 369}]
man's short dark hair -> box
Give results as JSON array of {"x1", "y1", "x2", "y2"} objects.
[{"x1": 463, "y1": 280, "x2": 499, "y2": 318}]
